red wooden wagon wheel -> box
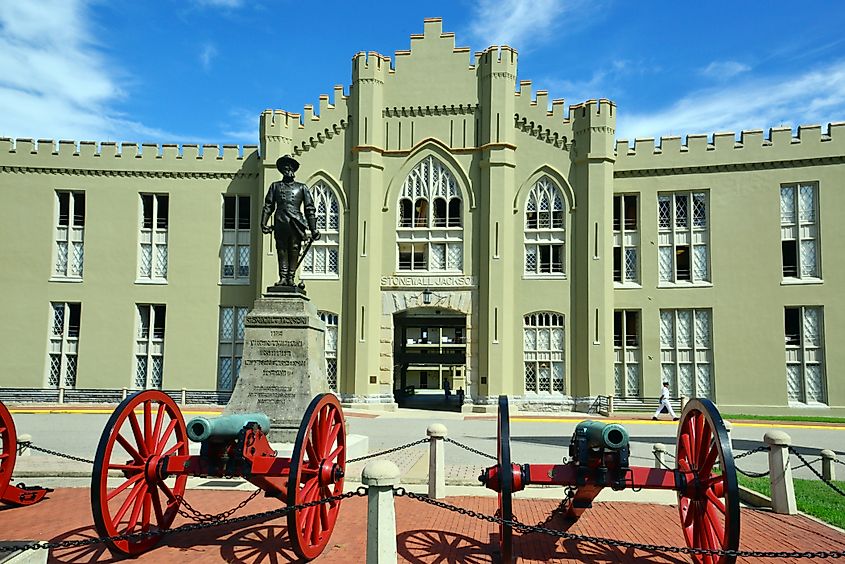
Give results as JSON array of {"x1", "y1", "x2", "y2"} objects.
[
  {"x1": 90, "y1": 390, "x2": 189, "y2": 556},
  {"x1": 287, "y1": 393, "x2": 347, "y2": 560},
  {"x1": 675, "y1": 398, "x2": 740, "y2": 564},
  {"x1": 496, "y1": 395, "x2": 514, "y2": 563},
  {"x1": 0, "y1": 400, "x2": 16, "y2": 500}
]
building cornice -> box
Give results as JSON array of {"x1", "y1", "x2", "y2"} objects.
[
  {"x1": 613, "y1": 155, "x2": 845, "y2": 178},
  {"x1": 0, "y1": 165, "x2": 257, "y2": 179}
]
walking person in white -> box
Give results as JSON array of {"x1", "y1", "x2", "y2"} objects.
[{"x1": 652, "y1": 380, "x2": 679, "y2": 421}]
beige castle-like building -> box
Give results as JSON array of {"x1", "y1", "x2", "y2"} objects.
[{"x1": 1, "y1": 19, "x2": 843, "y2": 415}]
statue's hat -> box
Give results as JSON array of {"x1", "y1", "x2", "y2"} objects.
[{"x1": 276, "y1": 155, "x2": 300, "y2": 172}]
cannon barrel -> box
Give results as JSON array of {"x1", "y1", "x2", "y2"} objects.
[
  {"x1": 186, "y1": 413, "x2": 271, "y2": 443},
  {"x1": 573, "y1": 420, "x2": 629, "y2": 450}
]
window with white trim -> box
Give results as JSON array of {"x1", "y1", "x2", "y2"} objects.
[
  {"x1": 54, "y1": 191, "x2": 85, "y2": 278},
  {"x1": 780, "y1": 183, "x2": 819, "y2": 279},
  {"x1": 319, "y1": 311, "x2": 339, "y2": 391},
  {"x1": 397, "y1": 156, "x2": 463, "y2": 271},
  {"x1": 135, "y1": 304, "x2": 165, "y2": 389},
  {"x1": 785, "y1": 306, "x2": 826, "y2": 404},
  {"x1": 138, "y1": 194, "x2": 168, "y2": 281},
  {"x1": 523, "y1": 312, "x2": 565, "y2": 394},
  {"x1": 218, "y1": 306, "x2": 247, "y2": 391},
  {"x1": 524, "y1": 177, "x2": 565, "y2": 275},
  {"x1": 659, "y1": 309, "x2": 713, "y2": 399},
  {"x1": 613, "y1": 310, "x2": 640, "y2": 397},
  {"x1": 613, "y1": 195, "x2": 638, "y2": 283},
  {"x1": 47, "y1": 302, "x2": 81, "y2": 388},
  {"x1": 222, "y1": 196, "x2": 250, "y2": 282},
  {"x1": 302, "y1": 182, "x2": 340, "y2": 277},
  {"x1": 658, "y1": 192, "x2": 709, "y2": 284}
]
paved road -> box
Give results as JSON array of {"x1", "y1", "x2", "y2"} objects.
[{"x1": 8, "y1": 405, "x2": 844, "y2": 482}]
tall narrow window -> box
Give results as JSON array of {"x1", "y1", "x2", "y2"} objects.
[
  {"x1": 524, "y1": 177, "x2": 566, "y2": 275},
  {"x1": 302, "y1": 182, "x2": 341, "y2": 277},
  {"x1": 139, "y1": 194, "x2": 168, "y2": 281},
  {"x1": 523, "y1": 312, "x2": 565, "y2": 394},
  {"x1": 135, "y1": 304, "x2": 165, "y2": 389},
  {"x1": 222, "y1": 195, "x2": 250, "y2": 282},
  {"x1": 659, "y1": 309, "x2": 713, "y2": 399},
  {"x1": 54, "y1": 191, "x2": 85, "y2": 278},
  {"x1": 47, "y1": 302, "x2": 81, "y2": 388},
  {"x1": 781, "y1": 183, "x2": 819, "y2": 279},
  {"x1": 396, "y1": 156, "x2": 463, "y2": 271},
  {"x1": 320, "y1": 311, "x2": 339, "y2": 392},
  {"x1": 658, "y1": 192, "x2": 709, "y2": 284},
  {"x1": 613, "y1": 195, "x2": 639, "y2": 283},
  {"x1": 218, "y1": 306, "x2": 247, "y2": 390},
  {"x1": 613, "y1": 310, "x2": 641, "y2": 397},
  {"x1": 785, "y1": 306, "x2": 826, "y2": 404}
]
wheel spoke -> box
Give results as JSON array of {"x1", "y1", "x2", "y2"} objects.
[
  {"x1": 0, "y1": 453, "x2": 10, "y2": 459},
  {"x1": 699, "y1": 443, "x2": 720, "y2": 478},
  {"x1": 150, "y1": 483, "x2": 166, "y2": 525},
  {"x1": 141, "y1": 492, "x2": 152, "y2": 532},
  {"x1": 680, "y1": 433, "x2": 693, "y2": 465},
  {"x1": 326, "y1": 444, "x2": 343, "y2": 464},
  {"x1": 697, "y1": 420, "x2": 712, "y2": 468},
  {"x1": 310, "y1": 504, "x2": 322, "y2": 546},
  {"x1": 705, "y1": 502, "x2": 726, "y2": 546},
  {"x1": 126, "y1": 483, "x2": 148, "y2": 532},
  {"x1": 161, "y1": 440, "x2": 186, "y2": 457},
  {"x1": 326, "y1": 420, "x2": 341, "y2": 452},
  {"x1": 299, "y1": 476, "x2": 319, "y2": 501},
  {"x1": 305, "y1": 438, "x2": 319, "y2": 466},
  {"x1": 108, "y1": 463, "x2": 143, "y2": 472},
  {"x1": 711, "y1": 477, "x2": 725, "y2": 498},
  {"x1": 318, "y1": 407, "x2": 331, "y2": 457},
  {"x1": 156, "y1": 419, "x2": 178, "y2": 455},
  {"x1": 113, "y1": 481, "x2": 146, "y2": 526},
  {"x1": 143, "y1": 401, "x2": 153, "y2": 455},
  {"x1": 157, "y1": 480, "x2": 176, "y2": 503},
  {"x1": 152, "y1": 403, "x2": 166, "y2": 451},
  {"x1": 128, "y1": 409, "x2": 149, "y2": 458},
  {"x1": 705, "y1": 486, "x2": 726, "y2": 514},
  {"x1": 107, "y1": 473, "x2": 143, "y2": 501},
  {"x1": 115, "y1": 433, "x2": 144, "y2": 463},
  {"x1": 683, "y1": 499, "x2": 696, "y2": 528}
]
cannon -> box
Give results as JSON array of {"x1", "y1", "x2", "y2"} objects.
[
  {"x1": 0, "y1": 400, "x2": 52, "y2": 506},
  {"x1": 90, "y1": 390, "x2": 346, "y2": 559},
  {"x1": 479, "y1": 396, "x2": 739, "y2": 564}
]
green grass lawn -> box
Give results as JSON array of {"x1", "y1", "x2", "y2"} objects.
[
  {"x1": 737, "y1": 474, "x2": 845, "y2": 529},
  {"x1": 722, "y1": 413, "x2": 845, "y2": 424}
]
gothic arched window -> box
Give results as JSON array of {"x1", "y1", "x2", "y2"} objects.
[
  {"x1": 397, "y1": 156, "x2": 463, "y2": 271},
  {"x1": 523, "y1": 312, "x2": 565, "y2": 394},
  {"x1": 524, "y1": 176, "x2": 565, "y2": 275},
  {"x1": 302, "y1": 181, "x2": 340, "y2": 277}
]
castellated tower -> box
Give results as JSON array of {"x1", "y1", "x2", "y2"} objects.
[
  {"x1": 475, "y1": 45, "x2": 518, "y2": 395},
  {"x1": 570, "y1": 100, "x2": 616, "y2": 403}
]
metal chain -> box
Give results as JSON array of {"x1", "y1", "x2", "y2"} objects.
[
  {"x1": 790, "y1": 447, "x2": 845, "y2": 498},
  {"x1": 0, "y1": 487, "x2": 368, "y2": 554},
  {"x1": 734, "y1": 444, "x2": 770, "y2": 460},
  {"x1": 347, "y1": 437, "x2": 430, "y2": 464},
  {"x1": 17, "y1": 442, "x2": 95, "y2": 465},
  {"x1": 735, "y1": 466, "x2": 770, "y2": 478},
  {"x1": 443, "y1": 437, "x2": 497, "y2": 461},
  {"x1": 175, "y1": 488, "x2": 262, "y2": 523},
  {"x1": 396, "y1": 488, "x2": 845, "y2": 559}
]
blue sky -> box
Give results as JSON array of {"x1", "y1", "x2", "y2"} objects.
[{"x1": 1, "y1": 0, "x2": 844, "y2": 146}]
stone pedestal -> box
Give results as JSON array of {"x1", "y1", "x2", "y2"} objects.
[{"x1": 224, "y1": 293, "x2": 329, "y2": 442}]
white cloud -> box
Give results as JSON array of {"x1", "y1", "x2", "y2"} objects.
[
  {"x1": 200, "y1": 43, "x2": 218, "y2": 71},
  {"x1": 0, "y1": 0, "x2": 179, "y2": 142},
  {"x1": 700, "y1": 60, "x2": 750, "y2": 79},
  {"x1": 192, "y1": 0, "x2": 243, "y2": 8},
  {"x1": 617, "y1": 60, "x2": 845, "y2": 140},
  {"x1": 469, "y1": 0, "x2": 571, "y2": 50},
  {"x1": 220, "y1": 108, "x2": 259, "y2": 144}
]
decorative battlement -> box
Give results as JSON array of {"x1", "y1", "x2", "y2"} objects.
[
  {"x1": 475, "y1": 45, "x2": 518, "y2": 77},
  {"x1": 0, "y1": 138, "x2": 258, "y2": 175},
  {"x1": 352, "y1": 51, "x2": 392, "y2": 81},
  {"x1": 614, "y1": 123, "x2": 845, "y2": 173}
]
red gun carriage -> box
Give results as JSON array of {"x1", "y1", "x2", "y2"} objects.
[{"x1": 0, "y1": 400, "x2": 52, "y2": 507}]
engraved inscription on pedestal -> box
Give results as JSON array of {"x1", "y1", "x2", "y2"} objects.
[{"x1": 224, "y1": 295, "x2": 329, "y2": 442}]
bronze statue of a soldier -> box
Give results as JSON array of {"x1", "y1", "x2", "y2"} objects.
[{"x1": 261, "y1": 155, "x2": 320, "y2": 287}]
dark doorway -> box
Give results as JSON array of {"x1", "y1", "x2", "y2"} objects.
[{"x1": 393, "y1": 311, "x2": 466, "y2": 411}]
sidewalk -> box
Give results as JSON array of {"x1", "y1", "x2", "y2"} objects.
[{"x1": 2, "y1": 488, "x2": 844, "y2": 563}]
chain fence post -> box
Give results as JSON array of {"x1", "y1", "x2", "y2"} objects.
[
  {"x1": 652, "y1": 443, "x2": 666, "y2": 469},
  {"x1": 427, "y1": 423, "x2": 447, "y2": 499},
  {"x1": 607, "y1": 396, "x2": 614, "y2": 416},
  {"x1": 17, "y1": 433, "x2": 32, "y2": 457},
  {"x1": 122, "y1": 387, "x2": 128, "y2": 400},
  {"x1": 58, "y1": 387, "x2": 65, "y2": 404},
  {"x1": 362, "y1": 459, "x2": 399, "y2": 564},
  {"x1": 181, "y1": 387, "x2": 187, "y2": 405},
  {"x1": 820, "y1": 449, "x2": 837, "y2": 482},
  {"x1": 764, "y1": 430, "x2": 796, "y2": 515},
  {"x1": 680, "y1": 395, "x2": 688, "y2": 412}
]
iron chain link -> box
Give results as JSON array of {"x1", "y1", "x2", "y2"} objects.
[
  {"x1": 17, "y1": 442, "x2": 95, "y2": 465},
  {"x1": 397, "y1": 488, "x2": 845, "y2": 560},
  {"x1": 790, "y1": 447, "x2": 845, "y2": 498},
  {"x1": 443, "y1": 437, "x2": 497, "y2": 461},
  {"x1": 0, "y1": 487, "x2": 368, "y2": 554},
  {"x1": 175, "y1": 488, "x2": 262, "y2": 523},
  {"x1": 733, "y1": 444, "x2": 770, "y2": 460},
  {"x1": 347, "y1": 437, "x2": 430, "y2": 464}
]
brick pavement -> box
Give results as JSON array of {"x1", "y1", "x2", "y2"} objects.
[{"x1": 2, "y1": 488, "x2": 845, "y2": 563}]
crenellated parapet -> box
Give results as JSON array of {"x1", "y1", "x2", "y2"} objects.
[
  {"x1": 513, "y1": 80, "x2": 573, "y2": 150},
  {"x1": 570, "y1": 99, "x2": 616, "y2": 160},
  {"x1": 614, "y1": 122, "x2": 845, "y2": 176},
  {"x1": 0, "y1": 138, "x2": 258, "y2": 178},
  {"x1": 475, "y1": 45, "x2": 518, "y2": 82}
]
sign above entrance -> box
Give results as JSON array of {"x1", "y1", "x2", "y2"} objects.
[{"x1": 380, "y1": 275, "x2": 477, "y2": 289}]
